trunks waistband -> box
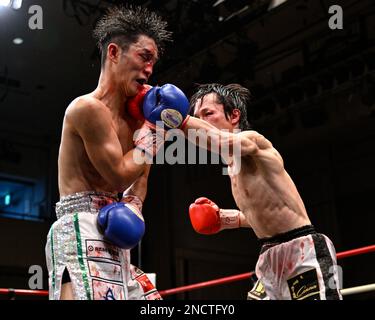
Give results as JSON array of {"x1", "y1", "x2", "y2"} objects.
[
  {"x1": 55, "y1": 191, "x2": 120, "y2": 219},
  {"x1": 258, "y1": 225, "x2": 316, "y2": 253}
]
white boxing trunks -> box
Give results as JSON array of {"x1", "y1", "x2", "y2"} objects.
[
  {"x1": 251, "y1": 225, "x2": 342, "y2": 300},
  {"x1": 45, "y1": 191, "x2": 161, "y2": 300}
]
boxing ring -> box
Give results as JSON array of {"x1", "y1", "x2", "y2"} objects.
[{"x1": 1, "y1": 244, "x2": 374, "y2": 299}]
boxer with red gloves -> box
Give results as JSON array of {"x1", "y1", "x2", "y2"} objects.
[{"x1": 183, "y1": 83, "x2": 342, "y2": 300}]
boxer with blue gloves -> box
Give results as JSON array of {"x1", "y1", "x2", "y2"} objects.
[{"x1": 45, "y1": 6, "x2": 168, "y2": 300}]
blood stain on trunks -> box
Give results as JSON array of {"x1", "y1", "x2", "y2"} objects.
[{"x1": 300, "y1": 241, "x2": 305, "y2": 261}]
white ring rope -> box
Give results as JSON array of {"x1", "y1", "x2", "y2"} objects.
[{"x1": 341, "y1": 283, "x2": 375, "y2": 296}]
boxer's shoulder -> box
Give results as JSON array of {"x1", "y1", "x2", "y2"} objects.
[
  {"x1": 65, "y1": 95, "x2": 110, "y2": 127},
  {"x1": 68, "y1": 94, "x2": 107, "y2": 113},
  {"x1": 238, "y1": 129, "x2": 262, "y2": 140},
  {"x1": 238, "y1": 130, "x2": 273, "y2": 150}
]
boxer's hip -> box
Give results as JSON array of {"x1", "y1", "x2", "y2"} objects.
[
  {"x1": 258, "y1": 224, "x2": 316, "y2": 253},
  {"x1": 55, "y1": 191, "x2": 120, "y2": 219}
]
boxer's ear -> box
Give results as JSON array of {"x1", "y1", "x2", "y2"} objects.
[
  {"x1": 231, "y1": 109, "x2": 241, "y2": 127},
  {"x1": 107, "y1": 43, "x2": 121, "y2": 64}
]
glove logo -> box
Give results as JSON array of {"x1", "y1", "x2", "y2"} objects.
[{"x1": 161, "y1": 109, "x2": 183, "y2": 129}]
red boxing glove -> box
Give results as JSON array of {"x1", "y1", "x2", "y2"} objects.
[
  {"x1": 189, "y1": 197, "x2": 221, "y2": 235},
  {"x1": 189, "y1": 197, "x2": 240, "y2": 235},
  {"x1": 126, "y1": 85, "x2": 152, "y2": 121}
]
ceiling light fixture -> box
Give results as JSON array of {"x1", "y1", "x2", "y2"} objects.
[
  {"x1": 0, "y1": 0, "x2": 22, "y2": 9},
  {"x1": 13, "y1": 37, "x2": 23, "y2": 45},
  {"x1": 0, "y1": 0, "x2": 12, "y2": 7},
  {"x1": 12, "y1": 0, "x2": 22, "y2": 10}
]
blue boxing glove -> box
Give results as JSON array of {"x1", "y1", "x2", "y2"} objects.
[
  {"x1": 97, "y1": 202, "x2": 145, "y2": 249},
  {"x1": 143, "y1": 84, "x2": 190, "y2": 130},
  {"x1": 134, "y1": 84, "x2": 190, "y2": 159}
]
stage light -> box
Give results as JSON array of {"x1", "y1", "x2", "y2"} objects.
[
  {"x1": 12, "y1": 0, "x2": 22, "y2": 10},
  {"x1": 213, "y1": 0, "x2": 225, "y2": 7},
  {"x1": 268, "y1": 0, "x2": 288, "y2": 10},
  {"x1": 0, "y1": 0, "x2": 22, "y2": 9},
  {"x1": 4, "y1": 194, "x2": 11, "y2": 206},
  {"x1": 13, "y1": 37, "x2": 23, "y2": 45},
  {"x1": 0, "y1": 0, "x2": 12, "y2": 7}
]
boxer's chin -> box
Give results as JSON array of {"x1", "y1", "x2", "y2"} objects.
[
  {"x1": 135, "y1": 80, "x2": 147, "y2": 92},
  {"x1": 125, "y1": 82, "x2": 139, "y2": 97}
]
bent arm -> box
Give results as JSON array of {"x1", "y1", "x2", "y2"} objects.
[
  {"x1": 70, "y1": 100, "x2": 147, "y2": 192},
  {"x1": 122, "y1": 164, "x2": 151, "y2": 203}
]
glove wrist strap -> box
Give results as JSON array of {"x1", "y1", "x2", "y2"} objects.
[
  {"x1": 180, "y1": 115, "x2": 190, "y2": 130},
  {"x1": 219, "y1": 209, "x2": 240, "y2": 230},
  {"x1": 134, "y1": 122, "x2": 166, "y2": 160},
  {"x1": 122, "y1": 194, "x2": 143, "y2": 212}
]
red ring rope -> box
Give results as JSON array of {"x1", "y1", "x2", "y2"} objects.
[
  {"x1": 336, "y1": 244, "x2": 375, "y2": 259},
  {"x1": 0, "y1": 288, "x2": 48, "y2": 296}
]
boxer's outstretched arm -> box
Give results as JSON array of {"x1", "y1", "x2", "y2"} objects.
[
  {"x1": 182, "y1": 116, "x2": 256, "y2": 155},
  {"x1": 68, "y1": 98, "x2": 148, "y2": 192},
  {"x1": 183, "y1": 116, "x2": 284, "y2": 172}
]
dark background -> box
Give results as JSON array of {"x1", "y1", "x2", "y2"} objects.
[{"x1": 0, "y1": 0, "x2": 374, "y2": 300}]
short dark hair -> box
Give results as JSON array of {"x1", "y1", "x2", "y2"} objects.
[
  {"x1": 190, "y1": 83, "x2": 252, "y2": 130},
  {"x1": 93, "y1": 5, "x2": 172, "y2": 66}
]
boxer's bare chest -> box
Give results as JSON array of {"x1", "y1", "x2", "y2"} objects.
[{"x1": 228, "y1": 156, "x2": 262, "y2": 210}]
